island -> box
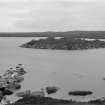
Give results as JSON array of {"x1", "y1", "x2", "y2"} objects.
[{"x1": 20, "y1": 37, "x2": 105, "y2": 50}]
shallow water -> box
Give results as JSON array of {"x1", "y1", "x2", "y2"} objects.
[{"x1": 0, "y1": 37, "x2": 105, "y2": 101}]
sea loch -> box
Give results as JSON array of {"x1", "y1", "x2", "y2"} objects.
[{"x1": 0, "y1": 37, "x2": 105, "y2": 101}]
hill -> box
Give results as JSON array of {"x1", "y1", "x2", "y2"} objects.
[{"x1": 1, "y1": 31, "x2": 105, "y2": 39}]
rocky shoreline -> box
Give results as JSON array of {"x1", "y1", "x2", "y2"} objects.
[
  {"x1": 20, "y1": 37, "x2": 105, "y2": 50},
  {"x1": 12, "y1": 96, "x2": 105, "y2": 105}
]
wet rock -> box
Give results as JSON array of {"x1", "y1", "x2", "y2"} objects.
[
  {"x1": 68, "y1": 90, "x2": 93, "y2": 96},
  {"x1": 7, "y1": 83, "x2": 21, "y2": 91},
  {"x1": 46, "y1": 87, "x2": 59, "y2": 94},
  {"x1": 3, "y1": 89, "x2": 13, "y2": 95},
  {"x1": 16, "y1": 90, "x2": 31, "y2": 97}
]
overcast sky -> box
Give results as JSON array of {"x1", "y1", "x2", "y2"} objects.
[{"x1": 0, "y1": 0, "x2": 105, "y2": 32}]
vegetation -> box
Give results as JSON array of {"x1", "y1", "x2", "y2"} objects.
[{"x1": 21, "y1": 37, "x2": 105, "y2": 50}]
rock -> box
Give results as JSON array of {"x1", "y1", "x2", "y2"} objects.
[
  {"x1": 68, "y1": 90, "x2": 93, "y2": 96},
  {"x1": 3, "y1": 89, "x2": 13, "y2": 95},
  {"x1": 46, "y1": 87, "x2": 59, "y2": 94},
  {"x1": 16, "y1": 90, "x2": 31, "y2": 97},
  {"x1": 7, "y1": 83, "x2": 21, "y2": 91}
]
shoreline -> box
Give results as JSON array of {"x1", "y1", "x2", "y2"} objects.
[{"x1": 13, "y1": 96, "x2": 105, "y2": 105}]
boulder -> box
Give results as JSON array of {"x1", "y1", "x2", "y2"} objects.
[
  {"x1": 68, "y1": 90, "x2": 93, "y2": 96},
  {"x1": 46, "y1": 87, "x2": 59, "y2": 94}
]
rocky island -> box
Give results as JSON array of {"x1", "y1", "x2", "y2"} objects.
[{"x1": 20, "y1": 37, "x2": 105, "y2": 50}]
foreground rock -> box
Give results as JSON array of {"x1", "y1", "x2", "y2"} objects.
[
  {"x1": 20, "y1": 37, "x2": 105, "y2": 50},
  {"x1": 12, "y1": 96, "x2": 105, "y2": 105},
  {"x1": 0, "y1": 64, "x2": 27, "y2": 103}
]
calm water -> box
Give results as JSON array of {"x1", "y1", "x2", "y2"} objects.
[{"x1": 0, "y1": 37, "x2": 105, "y2": 101}]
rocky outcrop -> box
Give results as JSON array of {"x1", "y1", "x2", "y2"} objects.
[
  {"x1": 46, "y1": 87, "x2": 59, "y2": 94},
  {"x1": 12, "y1": 96, "x2": 105, "y2": 105},
  {"x1": 21, "y1": 37, "x2": 105, "y2": 50},
  {"x1": 68, "y1": 90, "x2": 93, "y2": 96}
]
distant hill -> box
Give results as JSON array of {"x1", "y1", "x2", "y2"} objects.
[{"x1": 1, "y1": 31, "x2": 105, "y2": 39}]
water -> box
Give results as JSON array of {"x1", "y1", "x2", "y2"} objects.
[{"x1": 0, "y1": 37, "x2": 105, "y2": 101}]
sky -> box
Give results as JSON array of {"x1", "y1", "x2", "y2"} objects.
[{"x1": 0, "y1": 0, "x2": 105, "y2": 32}]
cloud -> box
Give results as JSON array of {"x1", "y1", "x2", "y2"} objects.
[
  {"x1": 0, "y1": 0, "x2": 28, "y2": 2},
  {"x1": 13, "y1": 1, "x2": 105, "y2": 31},
  {"x1": 59, "y1": 0, "x2": 105, "y2": 2},
  {"x1": 0, "y1": 0, "x2": 104, "y2": 31},
  {"x1": 14, "y1": 1, "x2": 77, "y2": 31}
]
